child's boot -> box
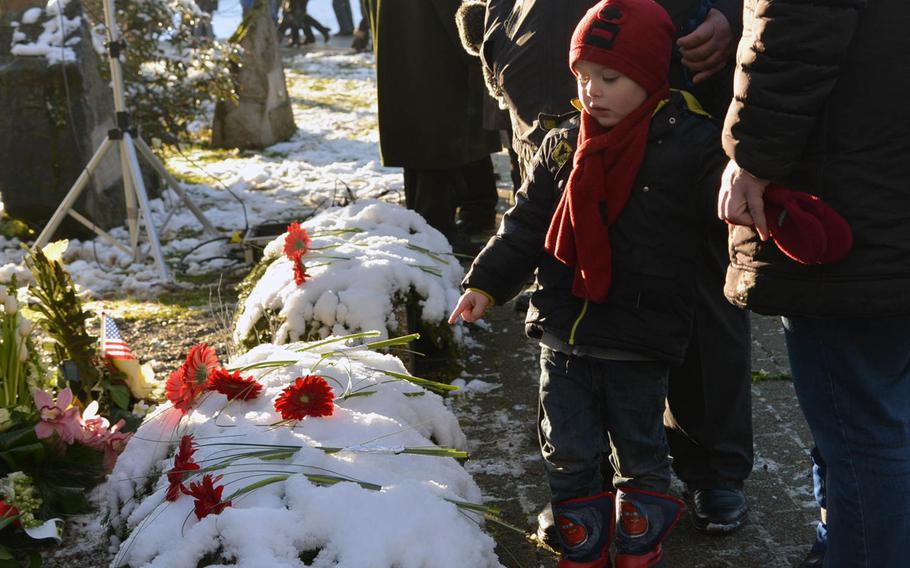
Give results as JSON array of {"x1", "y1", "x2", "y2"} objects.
[
  {"x1": 613, "y1": 488, "x2": 684, "y2": 568},
  {"x1": 552, "y1": 491, "x2": 614, "y2": 568}
]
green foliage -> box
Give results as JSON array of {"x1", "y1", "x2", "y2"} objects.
[
  {"x1": 0, "y1": 220, "x2": 33, "y2": 241},
  {"x1": 23, "y1": 248, "x2": 142, "y2": 415},
  {"x1": 23, "y1": 250, "x2": 101, "y2": 406},
  {"x1": 82, "y1": 0, "x2": 241, "y2": 144},
  {"x1": 751, "y1": 370, "x2": 792, "y2": 383},
  {"x1": 0, "y1": 426, "x2": 104, "y2": 525}
]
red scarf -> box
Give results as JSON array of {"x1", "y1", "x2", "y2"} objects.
[{"x1": 543, "y1": 86, "x2": 667, "y2": 303}]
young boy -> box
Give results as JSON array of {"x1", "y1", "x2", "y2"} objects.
[{"x1": 448, "y1": 0, "x2": 727, "y2": 566}]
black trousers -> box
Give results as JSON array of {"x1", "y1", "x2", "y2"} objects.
[
  {"x1": 403, "y1": 156, "x2": 497, "y2": 244},
  {"x1": 664, "y1": 222, "x2": 754, "y2": 490},
  {"x1": 333, "y1": 0, "x2": 355, "y2": 33}
]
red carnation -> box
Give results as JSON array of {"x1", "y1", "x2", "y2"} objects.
[
  {"x1": 284, "y1": 222, "x2": 311, "y2": 260},
  {"x1": 166, "y1": 344, "x2": 220, "y2": 414},
  {"x1": 207, "y1": 368, "x2": 263, "y2": 401},
  {"x1": 292, "y1": 257, "x2": 309, "y2": 286},
  {"x1": 166, "y1": 434, "x2": 200, "y2": 501},
  {"x1": 182, "y1": 474, "x2": 231, "y2": 520},
  {"x1": 274, "y1": 375, "x2": 335, "y2": 420}
]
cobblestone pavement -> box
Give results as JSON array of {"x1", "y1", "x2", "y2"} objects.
[{"x1": 451, "y1": 298, "x2": 819, "y2": 568}]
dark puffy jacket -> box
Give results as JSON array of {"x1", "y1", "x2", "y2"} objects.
[
  {"x1": 481, "y1": 0, "x2": 742, "y2": 160},
  {"x1": 722, "y1": 0, "x2": 910, "y2": 317},
  {"x1": 464, "y1": 92, "x2": 727, "y2": 364}
]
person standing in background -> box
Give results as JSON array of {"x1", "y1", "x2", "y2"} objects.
[
  {"x1": 332, "y1": 0, "x2": 355, "y2": 35},
  {"x1": 363, "y1": 0, "x2": 501, "y2": 248},
  {"x1": 717, "y1": 0, "x2": 910, "y2": 566}
]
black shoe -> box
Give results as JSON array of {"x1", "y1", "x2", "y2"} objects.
[
  {"x1": 451, "y1": 230, "x2": 483, "y2": 258},
  {"x1": 321, "y1": 28, "x2": 331, "y2": 43},
  {"x1": 535, "y1": 503, "x2": 559, "y2": 548},
  {"x1": 335, "y1": 29, "x2": 354, "y2": 36},
  {"x1": 691, "y1": 488, "x2": 748, "y2": 535},
  {"x1": 351, "y1": 30, "x2": 368, "y2": 52},
  {"x1": 801, "y1": 549, "x2": 825, "y2": 567}
]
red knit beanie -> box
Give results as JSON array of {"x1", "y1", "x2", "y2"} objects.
[{"x1": 569, "y1": 0, "x2": 675, "y2": 94}]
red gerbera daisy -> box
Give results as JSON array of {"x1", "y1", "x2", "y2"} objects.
[
  {"x1": 274, "y1": 375, "x2": 335, "y2": 420},
  {"x1": 283, "y1": 222, "x2": 311, "y2": 260},
  {"x1": 183, "y1": 343, "x2": 220, "y2": 388},
  {"x1": 165, "y1": 344, "x2": 220, "y2": 414},
  {"x1": 182, "y1": 474, "x2": 231, "y2": 520},
  {"x1": 166, "y1": 368, "x2": 198, "y2": 414},
  {"x1": 207, "y1": 368, "x2": 263, "y2": 401},
  {"x1": 166, "y1": 435, "x2": 200, "y2": 501},
  {"x1": 292, "y1": 257, "x2": 309, "y2": 286}
]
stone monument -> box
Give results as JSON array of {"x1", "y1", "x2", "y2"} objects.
[
  {"x1": 0, "y1": 0, "x2": 125, "y2": 233},
  {"x1": 211, "y1": 0, "x2": 297, "y2": 150}
]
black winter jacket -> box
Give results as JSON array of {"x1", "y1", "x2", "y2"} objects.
[
  {"x1": 464, "y1": 92, "x2": 727, "y2": 365},
  {"x1": 722, "y1": 0, "x2": 910, "y2": 317},
  {"x1": 481, "y1": 0, "x2": 742, "y2": 160}
]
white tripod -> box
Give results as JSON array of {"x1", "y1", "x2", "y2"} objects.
[{"x1": 33, "y1": 0, "x2": 220, "y2": 281}]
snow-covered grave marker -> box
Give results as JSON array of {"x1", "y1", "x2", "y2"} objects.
[
  {"x1": 234, "y1": 200, "x2": 464, "y2": 362},
  {"x1": 104, "y1": 340, "x2": 504, "y2": 568}
]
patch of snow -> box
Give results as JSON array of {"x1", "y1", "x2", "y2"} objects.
[{"x1": 450, "y1": 379, "x2": 502, "y2": 395}]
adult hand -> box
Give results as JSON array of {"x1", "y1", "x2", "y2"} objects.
[
  {"x1": 677, "y1": 8, "x2": 734, "y2": 85},
  {"x1": 448, "y1": 290, "x2": 492, "y2": 324},
  {"x1": 717, "y1": 160, "x2": 771, "y2": 240}
]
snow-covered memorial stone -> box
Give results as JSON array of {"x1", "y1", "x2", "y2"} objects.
[
  {"x1": 233, "y1": 200, "x2": 464, "y2": 367},
  {"x1": 103, "y1": 339, "x2": 504, "y2": 568},
  {"x1": 0, "y1": 0, "x2": 122, "y2": 230}
]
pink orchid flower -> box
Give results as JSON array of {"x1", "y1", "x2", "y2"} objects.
[
  {"x1": 102, "y1": 423, "x2": 132, "y2": 473},
  {"x1": 79, "y1": 401, "x2": 111, "y2": 451},
  {"x1": 33, "y1": 388, "x2": 82, "y2": 445},
  {"x1": 78, "y1": 401, "x2": 132, "y2": 471}
]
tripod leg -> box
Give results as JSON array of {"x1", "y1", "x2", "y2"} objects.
[
  {"x1": 134, "y1": 137, "x2": 220, "y2": 237},
  {"x1": 34, "y1": 138, "x2": 116, "y2": 250},
  {"x1": 118, "y1": 138, "x2": 141, "y2": 259},
  {"x1": 122, "y1": 132, "x2": 170, "y2": 281}
]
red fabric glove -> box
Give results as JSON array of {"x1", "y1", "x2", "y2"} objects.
[{"x1": 763, "y1": 185, "x2": 853, "y2": 265}]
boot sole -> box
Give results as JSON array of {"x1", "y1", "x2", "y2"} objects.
[{"x1": 693, "y1": 510, "x2": 748, "y2": 535}]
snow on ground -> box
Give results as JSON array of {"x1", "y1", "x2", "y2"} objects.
[
  {"x1": 105, "y1": 342, "x2": 502, "y2": 568},
  {"x1": 0, "y1": 49, "x2": 400, "y2": 298}
]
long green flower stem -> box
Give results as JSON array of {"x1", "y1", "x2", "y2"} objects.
[
  {"x1": 213, "y1": 470, "x2": 509, "y2": 530},
  {"x1": 0, "y1": 302, "x2": 25, "y2": 408}
]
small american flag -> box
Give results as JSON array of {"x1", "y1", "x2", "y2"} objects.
[{"x1": 101, "y1": 312, "x2": 135, "y2": 361}]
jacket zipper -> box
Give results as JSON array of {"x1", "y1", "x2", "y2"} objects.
[{"x1": 568, "y1": 300, "x2": 588, "y2": 345}]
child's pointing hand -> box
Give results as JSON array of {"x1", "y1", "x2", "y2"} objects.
[{"x1": 448, "y1": 291, "x2": 492, "y2": 324}]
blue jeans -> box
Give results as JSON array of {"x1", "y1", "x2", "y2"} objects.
[
  {"x1": 783, "y1": 315, "x2": 910, "y2": 567},
  {"x1": 538, "y1": 347, "x2": 671, "y2": 502}
]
